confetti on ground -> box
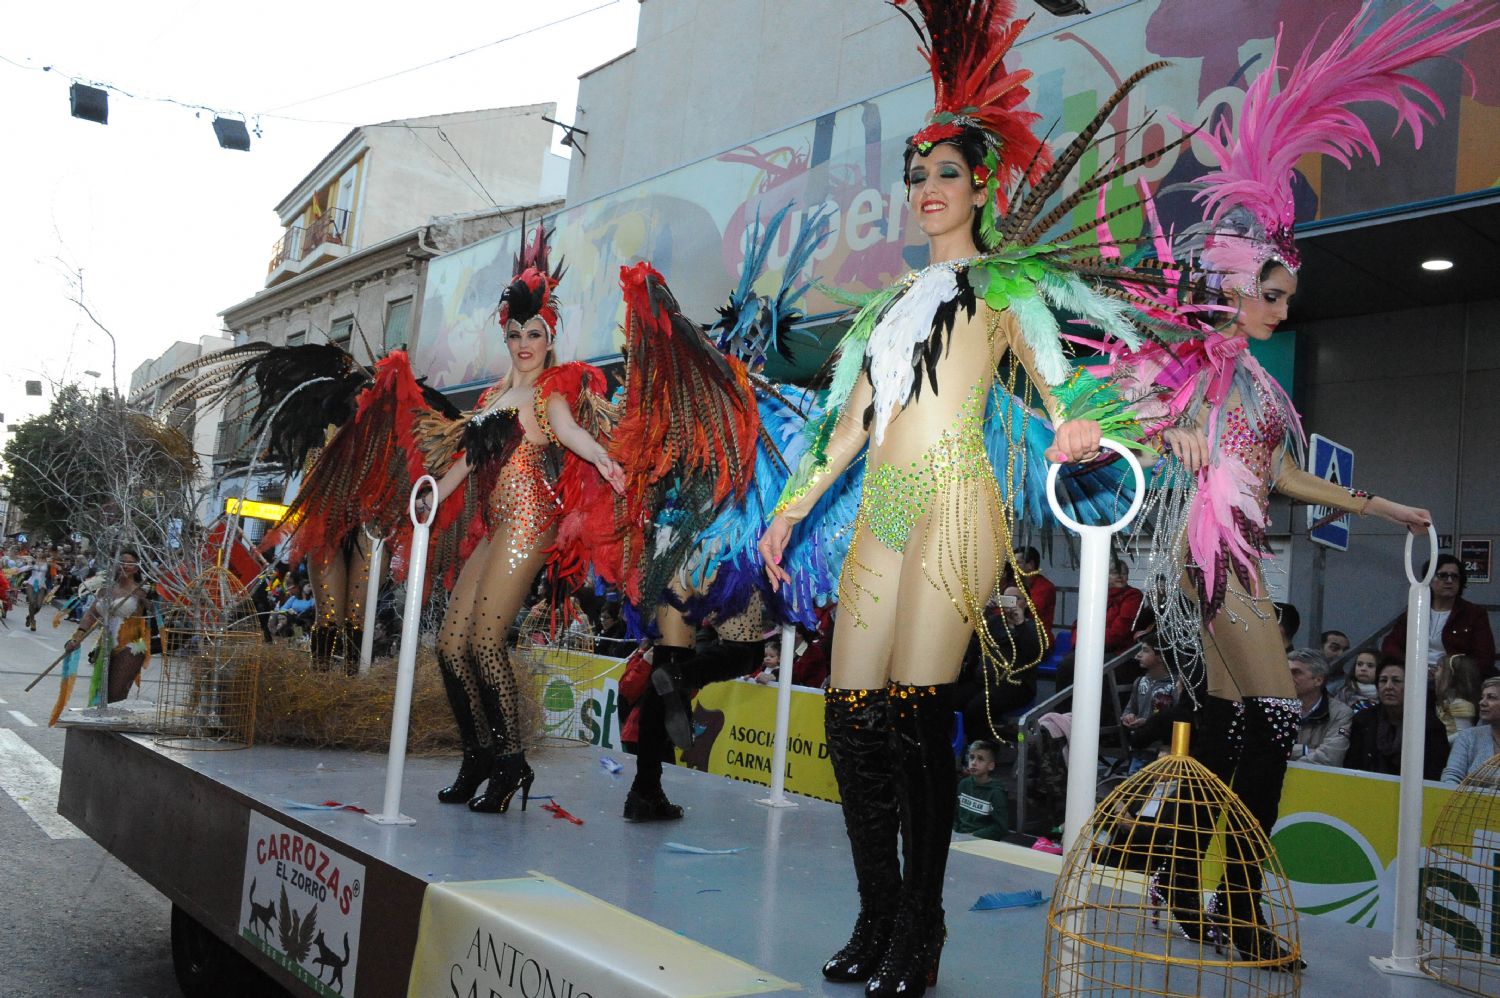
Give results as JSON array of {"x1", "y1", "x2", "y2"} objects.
[
  {"x1": 284, "y1": 799, "x2": 369, "y2": 814},
  {"x1": 664, "y1": 842, "x2": 746, "y2": 855},
  {"x1": 600, "y1": 757, "x2": 623, "y2": 775},
  {"x1": 971, "y1": 889, "x2": 1049, "y2": 911},
  {"x1": 542, "y1": 800, "x2": 584, "y2": 825}
]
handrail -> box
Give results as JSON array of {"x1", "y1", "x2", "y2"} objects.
[
  {"x1": 1013, "y1": 642, "x2": 1141, "y2": 835},
  {"x1": 1326, "y1": 602, "x2": 1500, "y2": 683}
]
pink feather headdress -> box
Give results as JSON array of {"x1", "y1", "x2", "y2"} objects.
[{"x1": 1188, "y1": 0, "x2": 1499, "y2": 295}]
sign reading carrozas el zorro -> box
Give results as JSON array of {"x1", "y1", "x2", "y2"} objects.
[
  {"x1": 413, "y1": 0, "x2": 1500, "y2": 391},
  {"x1": 240, "y1": 811, "x2": 366, "y2": 997}
]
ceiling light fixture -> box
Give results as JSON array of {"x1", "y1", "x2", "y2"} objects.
[{"x1": 1421, "y1": 258, "x2": 1454, "y2": 272}]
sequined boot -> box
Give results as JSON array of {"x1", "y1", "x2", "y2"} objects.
[
  {"x1": 865, "y1": 684, "x2": 955, "y2": 998},
  {"x1": 821, "y1": 688, "x2": 901, "y2": 983},
  {"x1": 309, "y1": 624, "x2": 335, "y2": 670},
  {"x1": 1218, "y1": 697, "x2": 1303, "y2": 971},
  {"x1": 343, "y1": 626, "x2": 364, "y2": 676}
]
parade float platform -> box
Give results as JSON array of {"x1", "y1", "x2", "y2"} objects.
[{"x1": 58, "y1": 728, "x2": 1463, "y2": 998}]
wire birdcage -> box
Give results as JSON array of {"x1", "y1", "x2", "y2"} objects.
[
  {"x1": 1420, "y1": 749, "x2": 1500, "y2": 996},
  {"x1": 1044, "y1": 722, "x2": 1301, "y2": 997},
  {"x1": 513, "y1": 598, "x2": 608, "y2": 746},
  {"x1": 154, "y1": 627, "x2": 261, "y2": 749}
]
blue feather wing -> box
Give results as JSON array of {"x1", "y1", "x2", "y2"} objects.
[{"x1": 984, "y1": 386, "x2": 1136, "y2": 530}]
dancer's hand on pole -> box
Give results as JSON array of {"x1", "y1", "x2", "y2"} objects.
[
  {"x1": 1159, "y1": 426, "x2": 1210, "y2": 473},
  {"x1": 1046, "y1": 418, "x2": 1103, "y2": 464},
  {"x1": 759, "y1": 516, "x2": 793, "y2": 592},
  {"x1": 1367, "y1": 497, "x2": 1432, "y2": 535}
]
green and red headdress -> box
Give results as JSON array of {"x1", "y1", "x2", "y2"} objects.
[{"x1": 895, "y1": 0, "x2": 1053, "y2": 222}]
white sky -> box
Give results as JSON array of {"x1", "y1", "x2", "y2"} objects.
[{"x1": 0, "y1": 0, "x2": 639, "y2": 427}]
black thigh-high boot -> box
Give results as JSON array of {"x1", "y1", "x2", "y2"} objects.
[
  {"x1": 626, "y1": 645, "x2": 686, "y2": 821},
  {"x1": 866, "y1": 683, "x2": 956, "y2": 998},
  {"x1": 821, "y1": 687, "x2": 901, "y2": 983},
  {"x1": 654, "y1": 639, "x2": 763, "y2": 750},
  {"x1": 468, "y1": 680, "x2": 534, "y2": 814},
  {"x1": 343, "y1": 623, "x2": 364, "y2": 676},
  {"x1": 1217, "y1": 696, "x2": 1302, "y2": 970},
  {"x1": 309, "y1": 624, "x2": 334, "y2": 669},
  {"x1": 1158, "y1": 696, "x2": 1245, "y2": 947},
  {"x1": 436, "y1": 650, "x2": 493, "y2": 804}
]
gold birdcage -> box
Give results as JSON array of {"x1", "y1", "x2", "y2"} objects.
[
  {"x1": 513, "y1": 598, "x2": 607, "y2": 746},
  {"x1": 1044, "y1": 722, "x2": 1301, "y2": 997},
  {"x1": 1420, "y1": 750, "x2": 1500, "y2": 996}
]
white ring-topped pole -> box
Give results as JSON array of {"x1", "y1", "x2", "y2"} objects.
[
  {"x1": 756, "y1": 624, "x2": 800, "y2": 809},
  {"x1": 367, "y1": 475, "x2": 438, "y2": 826},
  {"x1": 359, "y1": 525, "x2": 388, "y2": 674},
  {"x1": 1048, "y1": 441, "x2": 1146, "y2": 850},
  {"x1": 1372, "y1": 523, "x2": 1438, "y2": 977}
]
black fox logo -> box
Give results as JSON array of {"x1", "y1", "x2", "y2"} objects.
[
  {"x1": 247, "y1": 878, "x2": 277, "y2": 939},
  {"x1": 311, "y1": 929, "x2": 350, "y2": 993}
]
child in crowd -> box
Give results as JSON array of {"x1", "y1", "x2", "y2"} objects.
[
  {"x1": 1433, "y1": 653, "x2": 1481, "y2": 741},
  {"x1": 1121, "y1": 635, "x2": 1181, "y2": 773},
  {"x1": 953, "y1": 741, "x2": 1011, "y2": 841},
  {"x1": 1337, "y1": 649, "x2": 1381, "y2": 711}
]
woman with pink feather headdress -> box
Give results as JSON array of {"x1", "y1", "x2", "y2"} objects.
[{"x1": 1098, "y1": 0, "x2": 1497, "y2": 969}]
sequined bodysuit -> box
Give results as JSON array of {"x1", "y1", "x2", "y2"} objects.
[{"x1": 490, "y1": 439, "x2": 562, "y2": 572}]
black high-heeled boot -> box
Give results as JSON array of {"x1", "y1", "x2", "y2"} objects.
[
  {"x1": 309, "y1": 624, "x2": 334, "y2": 669},
  {"x1": 1217, "y1": 697, "x2": 1303, "y2": 971},
  {"x1": 865, "y1": 684, "x2": 956, "y2": 998},
  {"x1": 436, "y1": 659, "x2": 493, "y2": 804},
  {"x1": 468, "y1": 752, "x2": 535, "y2": 813},
  {"x1": 624, "y1": 682, "x2": 684, "y2": 821},
  {"x1": 343, "y1": 625, "x2": 364, "y2": 676},
  {"x1": 821, "y1": 688, "x2": 901, "y2": 983},
  {"x1": 651, "y1": 639, "x2": 764, "y2": 750}
]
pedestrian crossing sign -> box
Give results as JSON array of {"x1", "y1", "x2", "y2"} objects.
[{"x1": 1306, "y1": 433, "x2": 1354, "y2": 551}]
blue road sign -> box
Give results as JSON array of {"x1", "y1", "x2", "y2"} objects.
[{"x1": 1306, "y1": 433, "x2": 1354, "y2": 551}]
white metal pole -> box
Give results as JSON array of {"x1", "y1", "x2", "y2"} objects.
[
  {"x1": 1047, "y1": 441, "x2": 1145, "y2": 851},
  {"x1": 756, "y1": 624, "x2": 799, "y2": 808},
  {"x1": 366, "y1": 476, "x2": 436, "y2": 827},
  {"x1": 1371, "y1": 524, "x2": 1438, "y2": 977},
  {"x1": 359, "y1": 528, "x2": 386, "y2": 674}
]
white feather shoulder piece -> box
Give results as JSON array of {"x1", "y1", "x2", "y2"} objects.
[{"x1": 864, "y1": 265, "x2": 958, "y2": 445}]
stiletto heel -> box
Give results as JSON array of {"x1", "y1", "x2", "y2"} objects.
[
  {"x1": 469, "y1": 754, "x2": 533, "y2": 814},
  {"x1": 520, "y1": 767, "x2": 535, "y2": 811}
]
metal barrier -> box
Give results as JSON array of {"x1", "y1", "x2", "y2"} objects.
[{"x1": 1012, "y1": 642, "x2": 1140, "y2": 835}]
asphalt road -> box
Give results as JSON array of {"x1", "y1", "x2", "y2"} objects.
[{"x1": 0, "y1": 603, "x2": 285, "y2": 997}]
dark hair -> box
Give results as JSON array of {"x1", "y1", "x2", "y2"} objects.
[
  {"x1": 902, "y1": 127, "x2": 991, "y2": 252},
  {"x1": 1320, "y1": 629, "x2": 1348, "y2": 645},
  {"x1": 118, "y1": 548, "x2": 143, "y2": 582},
  {"x1": 1015, "y1": 546, "x2": 1042, "y2": 570},
  {"x1": 1425, "y1": 553, "x2": 1466, "y2": 594},
  {"x1": 1274, "y1": 601, "x2": 1300, "y2": 641}
]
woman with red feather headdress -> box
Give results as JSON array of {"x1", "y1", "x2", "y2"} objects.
[{"x1": 416, "y1": 228, "x2": 624, "y2": 813}]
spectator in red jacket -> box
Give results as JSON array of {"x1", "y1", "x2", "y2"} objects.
[
  {"x1": 1381, "y1": 554, "x2": 1496, "y2": 679},
  {"x1": 1014, "y1": 546, "x2": 1056, "y2": 647},
  {"x1": 1103, "y1": 558, "x2": 1145, "y2": 656}
]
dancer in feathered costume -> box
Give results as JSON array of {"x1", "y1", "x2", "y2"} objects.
[
  {"x1": 754, "y1": 3, "x2": 1194, "y2": 992},
  {"x1": 407, "y1": 227, "x2": 624, "y2": 813},
  {"x1": 595, "y1": 206, "x2": 857, "y2": 821},
  {"x1": 55, "y1": 550, "x2": 153, "y2": 721},
  {"x1": 1091, "y1": 0, "x2": 1494, "y2": 968}
]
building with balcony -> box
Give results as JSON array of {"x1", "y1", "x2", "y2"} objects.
[{"x1": 213, "y1": 103, "x2": 567, "y2": 494}]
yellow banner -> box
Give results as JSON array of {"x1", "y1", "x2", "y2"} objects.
[{"x1": 224, "y1": 497, "x2": 290, "y2": 522}]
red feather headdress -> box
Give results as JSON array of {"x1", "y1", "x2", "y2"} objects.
[
  {"x1": 498, "y1": 225, "x2": 566, "y2": 337},
  {"x1": 893, "y1": 0, "x2": 1053, "y2": 216}
]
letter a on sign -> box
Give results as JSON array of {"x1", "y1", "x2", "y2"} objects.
[{"x1": 1306, "y1": 433, "x2": 1354, "y2": 551}]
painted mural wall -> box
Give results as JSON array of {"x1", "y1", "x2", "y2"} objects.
[{"x1": 413, "y1": 0, "x2": 1500, "y2": 391}]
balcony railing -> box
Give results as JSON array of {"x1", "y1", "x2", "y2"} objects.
[
  {"x1": 267, "y1": 226, "x2": 305, "y2": 275},
  {"x1": 304, "y1": 207, "x2": 350, "y2": 254},
  {"x1": 265, "y1": 208, "x2": 350, "y2": 278}
]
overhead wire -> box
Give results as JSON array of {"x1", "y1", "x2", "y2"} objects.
[{"x1": 0, "y1": 0, "x2": 620, "y2": 135}]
